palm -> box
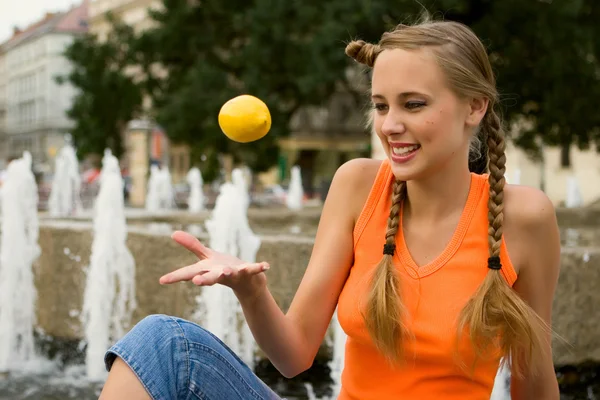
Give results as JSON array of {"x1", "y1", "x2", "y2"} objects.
[{"x1": 159, "y1": 231, "x2": 269, "y2": 297}]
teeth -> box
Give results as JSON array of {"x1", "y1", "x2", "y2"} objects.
[{"x1": 392, "y1": 145, "x2": 419, "y2": 155}]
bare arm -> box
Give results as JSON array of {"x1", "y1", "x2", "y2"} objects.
[
  {"x1": 504, "y1": 186, "x2": 561, "y2": 400},
  {"x1": 238, "y1": 158, "x2": 379, "y2": 377},
  {"x1": 161, "y1": 159, "x2": 380, "y2": 378}
]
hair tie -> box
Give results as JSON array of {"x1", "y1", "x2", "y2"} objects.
[
  {"x1": 383, "y1": 243, "x2": 396, "y2": 256},
  {"x1": 488, "y1": 256, "x2": 502, "y2": 270}
]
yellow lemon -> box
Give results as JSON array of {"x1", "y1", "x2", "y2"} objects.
[{"x1": 218, "y1": 95, "x2": 271, "y2": 143}]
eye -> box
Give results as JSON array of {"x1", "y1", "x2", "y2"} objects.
[
  {"x1": 373, "y1": 103, "x2": 388, "y2": 112},
  {"x1": 405, "y1": 101, "x2": 426, "y2": 110}
]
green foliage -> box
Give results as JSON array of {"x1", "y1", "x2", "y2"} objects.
[
  {"x1": 57, "y1": 13, "x2": 143, "y2": 158},
  {"x1": 62, "y1": 0, "x2": 599, "y2": 167},
  {"x1": 131, "y1": 0, "x2": 397, "y2": 174},
  {"x1": 136, "y1": 0, "x2": 599, "y2": 168},
  {"x1": 371, "y1": 0, "x2": 600, "y2": 156}
]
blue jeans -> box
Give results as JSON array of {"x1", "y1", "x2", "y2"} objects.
[{"x1": 104, "y1": 314, "x2": 282, "y2": 400}]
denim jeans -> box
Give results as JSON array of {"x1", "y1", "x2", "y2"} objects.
[{"x1": 104, "y1": 314, "x2": 282, "y2": 400}]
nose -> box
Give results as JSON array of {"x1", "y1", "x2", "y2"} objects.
[{"x1": 380, "y1": 110, "x2": 406, "y2": 137}]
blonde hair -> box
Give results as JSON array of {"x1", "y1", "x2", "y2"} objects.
[{"x1": 346, "y1": 20, "x2": 548, "y2": 374}]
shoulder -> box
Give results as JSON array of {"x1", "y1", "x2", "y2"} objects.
[
  {"x1": 503, "y1": 184, "x2": 560, "y2": 275},
  {"x1": 326, "y1": 158, "x2": 383, "y2": 224},
  {"x1": 504, "y1": 184, "x2": 557, "y2": 232},
  {"x1": 332, "y1": 158, "x2": 382, "y2": 184}
]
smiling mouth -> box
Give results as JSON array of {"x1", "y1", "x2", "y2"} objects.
[{"x1": 391, "y1": 144, "x2": 421, "y2": 156}]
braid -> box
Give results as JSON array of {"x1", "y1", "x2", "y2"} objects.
[
  {"x1": 485, "y1": 110, "x2": 506, "y2": 257},
  {"x1": 457, "y1": 108, "x2": 549, "y2": 376},
  {"x1": 385, "y1": 180, "x2": 405, "y2": 243},
  {"x1": 365, "y1": 179, "x2": 409, "y2": 363}
]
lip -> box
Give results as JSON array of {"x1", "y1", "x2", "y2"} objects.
[
  {"x1": 389, "y1": 143, "x2": 420, "y2": 164},
  {"x1": 389, "y1": 142, "x2": 420, "y2": 148}
]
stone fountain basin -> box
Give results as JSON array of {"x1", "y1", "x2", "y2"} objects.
[{"x1": 27, "y1": 206, "x2": 600, "y2": 367}]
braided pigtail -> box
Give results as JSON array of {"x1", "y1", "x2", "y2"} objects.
[
  {"x1": 457, "y1": 109, "x2": 549, "y2": 376},
  {"x1": 364, "y1": 180, "x2": 410, "y2": 363}
]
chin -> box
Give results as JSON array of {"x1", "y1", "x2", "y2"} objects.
[{"x1": 388, "y1": 158, "x2": 428, "y2": 182}]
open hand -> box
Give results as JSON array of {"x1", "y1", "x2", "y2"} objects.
[{"x1": 159, "y1": 231, "x2": 270, "y2": 297}]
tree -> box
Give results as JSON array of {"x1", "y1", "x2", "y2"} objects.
[
  {"x1": 131, "y1": 0, "x2": 395, "y2": 178},
  {"x1": 444, "y1": 0, "x2": 600, "y2": 159},
  {"x1": 58, "y1": 14, "x2": 143, "y2": 158},
  {"x1": 365, "y1": 0, "x2": 600, "y2": 159},
  {"x1": 135, "y1": 0, "x2": 599, "y2": 178}
]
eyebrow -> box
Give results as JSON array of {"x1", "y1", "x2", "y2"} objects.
[{"x1": 371, "y1": 92, "x2": 428, "y2": 100}]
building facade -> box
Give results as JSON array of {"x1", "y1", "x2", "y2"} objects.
[
  {"x1": 89, "y1": 0, "x2": 179, "y2": 207},
  {"x1": 0, "y1": 4, "x2": 88, "y2": 174},
  {"x1": 89, "y1": 0, "x2": 160, "y2": 39}
]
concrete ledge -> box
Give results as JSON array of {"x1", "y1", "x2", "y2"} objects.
[{"x1": 35, "y1": 220, "x2": 600, "y2": 365}]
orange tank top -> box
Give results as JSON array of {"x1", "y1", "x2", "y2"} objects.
[{"x1": 337, "y1": 160, "x2": 518, "y2": 400}]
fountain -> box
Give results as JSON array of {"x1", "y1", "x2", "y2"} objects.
[
  {"x1": 328, "y1": 309, "x2": 346, "y2": 398},
  {"x1": 145, "y1": 164, "x2": 161, "y2": 212},
  {"x1": 81, "y1": 149, "x2": 136, "y2": 381},
  {"x1": 490, "y1": 362, "x2": 511, "y2": 400},
  {"x1": 198, "y1": 168, "x2": 259, "y2": 367},
  {"x1": 566, "y1": 174, "x2": 583, "y2": 208},
  {"x1": 0, "y1": 148, "x2": 596, "y2": 399},
  {"x1": 146, "y1": 165, "x2": 174, "y2": 212},
  {"x1": 0, "y1": 152, "x2": 40, "y2": 372},
  {"x1": 286, "y1": 166, "x2": 304, "y2": 211},
  {"x1": 186, "y1": 167, "x2": 205, "y2": 213},
  {"x1": 48, "y1": 135, "x2": 83, "y2": 217},
  {"x1": 232, "y1": 168, "x2": 251, "y2": 210},
  {"x1": 158, "y1": 167, "x2": 175, "y2": 209}
]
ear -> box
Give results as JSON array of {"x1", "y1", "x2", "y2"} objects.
[{"x1": 465, "y1": 97, "x2": 489, "y2": 128}]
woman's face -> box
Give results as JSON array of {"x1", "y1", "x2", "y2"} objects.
[{"x1": 371, "y1": 48, "x2": 485, "y2": 181}]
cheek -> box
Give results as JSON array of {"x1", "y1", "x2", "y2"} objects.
[
  {"x1": 416, "y1": 111, "x2": 444, "y2": 143},
  {"x1": 418, "y1": 108, "x2": 463, "y2": 145}
]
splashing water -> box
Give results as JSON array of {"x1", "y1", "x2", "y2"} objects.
[
  {"x1": 566, "y1": 174, "x2": 583, "y2": 208},
  {"x1": 186, "y1": 167, "x2": 205, "y2": 213},
  {"x1": 328, "y1": 309, "x2": 346, "y2": 398},
  {"x1": 159, "y1": 167, "x2": 175, "y2": 209},
  {"x1": 146, "y1": 165, "x2": 174, "y2": 212},
  {"x1": 490, "y1": 362, "x2": 511, "y2": 400},
  {"x1": 0, "y1": 152, "x2": 40, "y2": 372},
  {"x1": 286, "y1": 166, "x2": 304, "y2": 211},
  {"x1": 145, "y1": 165, "x2": 161, "y2": 212},
  {"x1": 199, "y1": 168, "x2": 259, "y2": 368},
  {"x1": 81, "y1": 150, "x2": 136, "y2": 381},
  {"x1": 48, "y1": 137, "x2": 83, "y2": 217}
]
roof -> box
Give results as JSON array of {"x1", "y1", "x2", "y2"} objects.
[{"x1": 0, "y1": 0, "x2": 88, "y2": 52}]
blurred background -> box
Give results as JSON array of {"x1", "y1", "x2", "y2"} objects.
[{"x1": 0, "y1": 0, "x2": 598, "y2": 399}]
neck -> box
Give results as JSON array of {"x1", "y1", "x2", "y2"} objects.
[{"x1": 404, "y1": 157, "x2": 473, "y2": 222}]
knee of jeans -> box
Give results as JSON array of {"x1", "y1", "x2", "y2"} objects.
[
  {"x1": 105, "y1": 315, "x2": 192, "y2": 398},
  {"x1": 135, "y1": 314, "x2": 177, "y2": 333},
  {"x1": 106, "y1": 314, "x2": 188, "y2": 372}
]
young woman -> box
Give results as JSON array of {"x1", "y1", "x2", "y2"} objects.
[{"x1": 99, "y1": 19, "x2": 561, "y2": 400}]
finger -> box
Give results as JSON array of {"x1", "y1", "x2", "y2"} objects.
[
  {"x1": 192, "y1": 269, "x2": 225, "y2": 286},
  {"x1": 237, "y1": 262, "x2": 270, "y2": 274},
  {"x1": 171, "y1": 230, "x2": 212, "y2": 259},
  {"x1": 160, "y1": 262, "x2": 210, "y2": 284}
]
